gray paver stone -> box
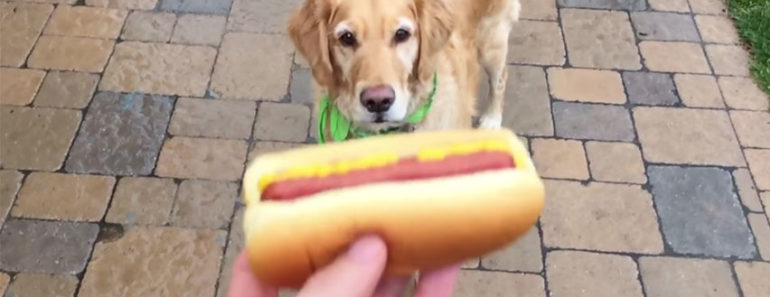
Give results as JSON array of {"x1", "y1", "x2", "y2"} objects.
[
  {"x1": 623, "y1": 72, "x2": 679, "y2": 106},
  {"x1": 0, "y1": 219, "x2": 99, "y2": 274},
  {"x1": 631, "y1": 12, "x2": 700, "y2": 42},
  {"x1": 159, "y1": 0, "x2": 232, "y2": 15},
  {"x1": 553, "y1": 101, "x2": 635, "y2": 141},
  {"x1": 290, "y1": 68, "x2": 314, "y2": 105},
  {"x1": 558, "y1": 0, "x2": 647, "y2": 10}
]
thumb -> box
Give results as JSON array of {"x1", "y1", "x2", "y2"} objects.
[{"x1": 297, "y1": 235, "x2": 388, "y2": 297}]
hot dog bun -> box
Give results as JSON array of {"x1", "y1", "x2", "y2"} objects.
[{"x1": 242, "y1": 129, "x2": 544, "y2": 288}]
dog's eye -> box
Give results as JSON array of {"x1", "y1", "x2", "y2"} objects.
[
  {"x1": 339, "y1": 32, "x2": 357, "y2": 47},
  {"x1": 394, "y1": 29, "x2": 411, "y2": 43}
]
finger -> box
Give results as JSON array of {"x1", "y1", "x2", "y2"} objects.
[
  {"x1": 372, "y1": 276, "x2": 411, "y2": 297},
  {"x1": 297, "y1": 235, "x2": 388, "y2": 297},
  {"x1": 228, "y1": 252, "x2": 279, "y2": 297},
  {"x1": 414, "y1": 264, "x2": 462, "y2": 297}
]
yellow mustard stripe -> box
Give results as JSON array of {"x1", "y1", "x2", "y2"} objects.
[{"x1": 257, "y1": 139, "x2": 514, "y2": 192}]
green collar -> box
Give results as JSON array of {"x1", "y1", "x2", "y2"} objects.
[{"x1": 317, "y1": 73, "x2": 438, "y2": 144}]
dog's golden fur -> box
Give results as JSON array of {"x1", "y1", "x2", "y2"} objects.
[{"x1": 289, "y1": 0, "x2": 519, "y2": 136}]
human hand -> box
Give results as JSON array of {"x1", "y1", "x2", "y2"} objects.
[{"x1": 228, "y1": 235, "x2": 461, "y2": 297}]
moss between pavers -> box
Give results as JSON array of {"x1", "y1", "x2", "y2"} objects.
[{"x1": 729, "y1": 0, "x2": 770, "y2": 96}]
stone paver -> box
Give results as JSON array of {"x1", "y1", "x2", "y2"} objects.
[
  {"x1": 0, "y1": 170, "x2": 23, "y2": 227},
  {"x1": 696, "y1": 15, "x2": 741, "y2": 44},
  {"x1": 501, "y1": 66, "x2": 554, "y2": 136},
  {"x1": 28, "y1": 36, "x2": 114, "y2": 72},
  {"x1": 290, "y1": 68, "x2": 313, "y2": 105},
  {"x1": 548, "y1": 68, "x2": 626, "y2": 104},
  {"x1": 546, "y1": 251, "x2": 644, "y2": 297},
  {"x1": 156, "y1": 137, "x2": 248, "y2": 181},
  {"x1": 121, "y1": 11, "x2": 176, "y2": 42},
  {"x1": 86, "y1": 0, "x2": 157, "y2": 10},
  {"x1": 631, "y1": 12, "x2": 700, "y2": 42},
  {"x1": 227, "y1": 0, "x2": 302, "y2": 33},
  {"x1": 747, "y1": 213, "x2": 770, "y2": 260},
  {"x1": 160, "y1": 0, "x2": 233, "y2": 15},
  {"x1": 586, "y1": 142, "x2": 646, "y2": 184},
  {"x1": 0, "y1": 107, "x2": 81, "y2": 171},
  {"x1": 44, "y1": 5, "x2": 127, "y2": 39},
  {"x1": 622, "y1": 71, "x2": 678, "y2": 106},
  {"x1": 673, "y1": 74, "x2": 725, "y2": 108},
  {"x1": 733, "y1": 168, "x2": 764, "y2": 212},
  {"x1": 520, "y1": 0, "x2": 557, "y2": 20},
  {"x1": 638, "y1": 257, "x2": 739, "y2": 297},
  {"x1": 508, "y1": 21, "x2": 565, "y2": 66},
  {"x1": 531, "y1": 139, "x2": 589, "y2": 180},
  {"x1": 5, "y1": 273, "x2": 79, "y2": 297},
  {"x1": 0, "y1": 67, "x2": 46, "y2": 105},
  {"x1": 216, "y1": 207, "x2": 244, "y2": 297},
  {"x1": 105, "y1": 177, "x2": 178, "y2": 225},
  {"x1": 541, "y1": 180, "x2": 663, "y2": 253},
  {"x1": 13, "y1": 172, "x2": 115, "y2": 221},
  {"x1": 0, "y1": 273, "x2": 8, "y2": 296},
  {"x1": 79, "y1": 227, "x2": 226, "y2": 297},
  {"x1": 100, "y1": 42, "x2": 217, "y2": 97},
  {"x1": 561, "y1": 9, "x2": 641, "y2": 70},
  {"x1": 648, "y1": 166, "x2": 756, "y2": 258},
  {"x1": 745, "y1": 149, "x2": 770, "y2": 191},
  {"x1": 762, "y1": 192, "x2": 770, "y2": 218},
  {"x1": 0, "y1": 2, "x2": 53, "y2": 67},
  {"x1": 553, "y1": 101, "x2": 635, "y2": 142},
  {"x1": 211, "y1": 33, "x2": 293, "y2": 100},
  {"x1": 65, "y1": 92, "x2": 173, "y2": 176},
  {"x1": 453, "y1": 271, "x2": 545, "y2": 297},
  {"x1": 171, "y1": 180, "x2": 237, "y2": 229},
  {"x1": 718, "y1": 76, "x2": 770, "y2": 110},
  {"x1": 639, "y1": 41, "x2": 711, "y2": 74},
  {"x1": 253, "y1": 102, "x2": 311, "y2": 142},
  {"x1": 480, "y1": 227, "x2": 542, "y2": 273},
  {"x1": 557, "y1": 0, "x2": 646, "y2": 10},
  {"x1": 34, "y1": 71, "x2": 99, "y2": 108},
  {"x1": 169, "y1": 98, "x2": 256, "y2": 139},
  {"x1": 733, "y1": 262, "x2": 770, "y2": 297},
  {"x1": 171, "y1": 14, "x2": 226, "y2": 46},
  {"x1": 706, "y1": 45, "x2": 751, "y2": 76},
  {"x1": 0, "y1": 219, "x2": 98, "y2": 274},
  {"x1": 730, "y1": 110, "x2": 770, "y2": 148},
  {"x1": 634, "y1": 107, "x2": 745, "y2": 166},
  {"x1": 648, "y1": 0, "x2": 690, "y2": 12},
  {"x1": 248, "y1": 141, "x2": 305, "y2": 163},
  {"x1": 689, "y1": 0, "x2": 728, "y2": 15}
]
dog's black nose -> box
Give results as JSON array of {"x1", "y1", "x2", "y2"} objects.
[{"x1": 360, "y1": 85, "x2": 394, "y2": 113}]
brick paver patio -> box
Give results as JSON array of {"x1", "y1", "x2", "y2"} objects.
[{"x1": 1, "y1": 0, "x2": 769, "y2": 296}]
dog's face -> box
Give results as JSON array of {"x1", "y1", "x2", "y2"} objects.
[{"x1": 289, "y1": 0, "x2": 453, "y2": 131}]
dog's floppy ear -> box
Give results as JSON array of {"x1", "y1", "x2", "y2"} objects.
[
  {"x1": 414, "y1": 0, "x2": 454, "y2": 82},
  {"x1": 288, "y1": 0, "x2": 336, "y2": 88}
]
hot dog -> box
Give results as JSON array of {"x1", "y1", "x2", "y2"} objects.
[{"x1": 242, "y1": 129, "x2": 545, "y2": 288}]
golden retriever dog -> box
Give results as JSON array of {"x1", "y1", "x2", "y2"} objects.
[{"x1": 289, "y1": 0, "x2": 520, "y2": 140}]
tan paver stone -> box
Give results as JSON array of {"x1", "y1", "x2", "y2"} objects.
[
  {"x1": 634, "y1": 107, "x2": 745, "y2": 166},
  {"x1": 673, "y1": 74, "x2": 724, "y2": 108},
  {"x1": 0, "y1": 170, "x2": 23, "y2": 226},
  {"x1": 542, "y1": 180, "x2": 664, "y2": 253},
  {"x1": 561, "y1": 9, "x2": 641, "y2": 70},
  {"x1": 172, "y1": 14, "x2": 226, "y2": 46},
  {"x1": 85, "y1": 0, "x2": 157, "y2": 10},
  {"x1": 0, "y1": 2, "x2": 53, "y2": 67},
  {"x1": 546, "y1": 251, "x2": 643, "y2": 297},
  {"x1": 547, "y1": 68, "x2": 625, "y2": 104},
  {"x1": 531, "y1": 139, "x2": 589, "y2": 180},
  {"x1": 216, "y1": 207, "x2": 244, "y2": 297},
  {"x1": 0, "y1": 273, "x2": 8, "y2": 296},
  {"x1": 13, "y1": 172, "x2": 115, "y2": 221},
  {"x1": 453, "y1": 271, "x2": 545, "y2": 297},
  {"x1": 100, "y1": 42, "x2": 217, "y2": 97},
  {"x1": 639, "y1": 257, "x2": 739, "y2": 297},
  {"x1": 11, "y1": 0, "x2": 76, "y2": 3},
  {"x1": 227, "y1": 0, "x2": 303, "y2": 33},
  {"x1": 508, "y1": 21, "x2": 565, "y2": 66},
  {"x1": 5, "y1": 273, "x2": 78, "y2": 297},
  {"x1": 689, "y1": 0, "x2": 728, "y2": 15},
  {"x1": 520, "y1": 0, "x2": 557, "y2": 20},
  {"x1": 734, "y1": 168, "x2": 764, "y2": 212},
  {"x1": 105, "y1": 177, "x2": 177, "y2": 225},
  {"x1": 121, "y1": 11, "x2": 176, "y2": 42},
  {"x1": 0, "y1": 107, "x2": 81, "y2": 171},
  {"x1": 706, "y1": 45, "x2": 751, "y2": 76},
  {"x1": 27, "y1": 36, "x2": 114, "y2": 72},
  {"x1": 171, "y1": 180, "x2": 237, "y2": 229},
  {"x1": 169, "y1": 98, "x2": 256, "y2": 139},
  {"x1": 762, "y1": 191, "x2": 770, "y2": 218},
  {"x1": 0, "y1": 67, "x2": 46, "y2": 105},
  {"x1": 747, "y1": 214, "x2": 770, "y2": 260},
  {"x1": 79, "y1": 227, "x2": 226, "y2": 297},
  {"x1": 730, "y1": 110, "x2": 770, "y2": 148},
  {"x1": 34, "y1": 71, "x2": 99, "y2": 108},
  {"x1": 639, "y1": 41, "x2": 711, "y2": 73},
  {"x1": 648, "y1": 0, "x2": 690, "y2": 12},
  {"x1": 695, "y1": 15, "x2": 740, "y2": 44},
  {"x1": 480, "y1": 227, "x2": 542, "y2": 273},
  {"x1": 156, "y1": 137, "x2": 248, "y2": 181},
  {"x1": 211, "y1": 33, "x2": 293, "y2": 100},
  {"x1": 586, "y1": 141, "x2": 646, "y2": 184},
  {"x1": 733, "y1": 262, "x2": 770, "y2": 297},
  {"x1": 745, "y1": 149, "x2": 770, "y2": 191},
  {"x1": 248, "y1": 141, "x2": 304, "y2": 162},
  {"x1": 44, "y1": 5, "x2": 127, "y2": 39},
  {"x1": 253, "y1": 102, "x2": 311, "y2": 142},
  {"x1": 718, "y1": 76, "x2": 770, "y2": 110}
]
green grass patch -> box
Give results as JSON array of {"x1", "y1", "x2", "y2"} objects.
[{"x1": 728, "y1": 0, "x2": 770, "y2": 95}]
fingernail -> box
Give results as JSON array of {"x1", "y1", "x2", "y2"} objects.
[{"x1": 347, "y1": 235, "x2": 385, "y2": 262}]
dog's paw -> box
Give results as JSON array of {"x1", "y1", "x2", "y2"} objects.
[{"x1": 478, "y1": 113, "x2": 503, "y2": 130}]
